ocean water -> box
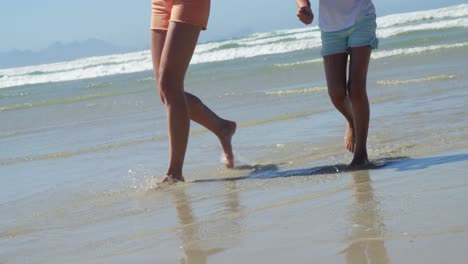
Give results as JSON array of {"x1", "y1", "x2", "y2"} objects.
[{"x1": 1, "y1": 4, "x2": 468, "y2": 263}]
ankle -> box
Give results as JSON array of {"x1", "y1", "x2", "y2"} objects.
[
  {"x1": 353, "y1": 150, "x2": 368, "y2": 161},
  {"x1": 165, "y1": 174, "x2": 185, "y2": 182},
  {"x1": 166, "y1": 169, "x2": 184, "y2": 181}
]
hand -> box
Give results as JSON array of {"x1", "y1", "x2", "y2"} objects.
[{"x1": 297, "y1": 6, "x2": 313, "y2": 25}]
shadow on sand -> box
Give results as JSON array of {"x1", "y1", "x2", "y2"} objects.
[{"x1": 194, "y1": 153, "x2": 468, "y2": 183}]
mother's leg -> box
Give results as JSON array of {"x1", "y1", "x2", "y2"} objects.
[
  {"x1": 151, "y1": 22, "x2": 201, "y2": 182},
  {"x1": 151, "y1": 23, "x2": 236, "y2": 183},
  {"x1": 323, "y1": 53, "x2": 356, "y2": 153},
  {"x1": 185, "y1": 93, "x2": 236, "y2": 168}
]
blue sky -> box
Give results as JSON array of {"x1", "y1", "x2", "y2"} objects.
[{"x1": 0, "y1": 0, "x2": 465, "y2": 52}]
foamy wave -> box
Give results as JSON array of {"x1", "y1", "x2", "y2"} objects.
[
  {"x1": 274, "y1": 59, "x2": 322, "y2": 68},
  {"x1": 0, "y1": 4, "x2": 467, "y2": 89},
  {"x1": 377, "y1": 74, "x2": 455, "y2": 86},
  {"x1": 265, "y1": 86, "x2": 327, "y2": 96},
  {"x1": 0, "y1": 51, "x2": 153, "y2": 89},
  {"x1": 0, "y1": 30, "x2": 322, "y2": 89},
  {"x1": 192, "y1": 36, "x2": 321, "y2": 64},
  {"x1": 274, "y1": 42, "x2": 468, "y2": 67},
  {"x1": 378, "y1": 17, "x2": 468, "y2": 38},
  {"x1": 371, "y1": 42, "x2": 468, "y2": 59},
  {"x1": 377, "y1": 4, "x2": 468, "y2": 28}
]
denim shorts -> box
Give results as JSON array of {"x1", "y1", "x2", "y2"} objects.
[{"x1": 320, "y1": 14, "x2": 378, "y2": 57}]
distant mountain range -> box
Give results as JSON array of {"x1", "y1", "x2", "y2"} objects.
[{"x1": 0, "y1": 38, "x2": 137, "y2": 69}]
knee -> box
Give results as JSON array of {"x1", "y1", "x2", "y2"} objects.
[
  {"x1": 185, "y1": 92, "x2": 202, "y2": 106},
  {"x1": 328, "y1": 86, "x2": 347, "y2": 104},
  {"x1": 157, "y1": 71, "x2": 183, "y2": 104},
  {"x1": 157, "y1": 72, "x2": 176, "y2": 96},
  {"x1": 348, "y1": 78, "x2": 368, "y2": 101}
]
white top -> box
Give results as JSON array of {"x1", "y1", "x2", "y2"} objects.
[{"x1": 318, "y1": 0, "x2": 376, "y2": 32}]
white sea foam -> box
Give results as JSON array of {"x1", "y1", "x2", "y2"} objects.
[
  {"x1": 0, "y1": 51, "x2": 154, "y2": 89},
  {"x1": 192, "y1": 35, "x2": 322, "y2": 64},
  {"x1": 1, "y1": 4, "x2": 467, "y2": 89},
  {"x1": 274, "y1": 42, "x2": 468, "y2": 67},
  {"x1": 378, "y1": 17, "x2": 468, "y2": 38},
  {"x1": 377, "y1": 4, "x2": 468, "y2": 28},
  {"x1": 371, "y1": 42, "x2": 468, "y2": 59}
]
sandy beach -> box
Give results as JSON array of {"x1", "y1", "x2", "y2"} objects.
[{"x1": 1, "y1": 4, "x2": 468, "y2": 263}]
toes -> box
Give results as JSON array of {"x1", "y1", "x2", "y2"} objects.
[{"x1": 345, "y1": 140, "x2": 355, "y2": 153}]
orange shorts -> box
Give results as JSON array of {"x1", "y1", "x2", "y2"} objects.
[{"x1": 151, "y1": 0, "x2": 211, "y2": 30}]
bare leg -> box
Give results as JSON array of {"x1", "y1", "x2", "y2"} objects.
[
  {"x1": 151, "y1": 24, "x2": 236, "y2": 183},
  {"x1": 153, "y1": 22, "x2": 201, "y2": 182},
  {"x1": 185, "y1": 93, "x2": 236, "y2": 168},
  {"x1": 348, "y1": 46, "x2": 372, "y2": 167},
  {"x1": 323, "y1": 53, "x2": 356, "y2": 153}
]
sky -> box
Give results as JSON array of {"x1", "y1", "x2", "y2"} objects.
[{"x1": 0, "y1": 0, "x2": 466, "y2": 52}]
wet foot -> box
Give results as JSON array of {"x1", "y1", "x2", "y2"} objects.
[
  {"x1": 218, "y1": 120, "x2": 237, "y2": 168},
  {"x1": 345, "y1": 122, "x2": 355, "y2": 153},
  {"x1": 160, "y1": 174, "x2": 185, "y2": 185},
  {"x1": 348, "y1": 153, "x2": 370, "y2": 170}
]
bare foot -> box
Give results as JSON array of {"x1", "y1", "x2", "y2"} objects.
[
  {"x1": 345, "y1": 122, "x2": 355, "y2": 153},
  {"x1": 160, "y1": 174, "x2": 185, "y2": 185},
  {"x1": 348, "y1": 152, "x2": 370, "y2": 170},
  {"x1": 218, "y1": 120, "x2": 237, "y2": 168}
]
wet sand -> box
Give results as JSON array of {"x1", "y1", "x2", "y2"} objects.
[
  {"x1": 3, "y1": 151, "x2": 467, "y2": 264},
  {"x1": 145, "y1": 151, "x2": 468, "y2": 264}
]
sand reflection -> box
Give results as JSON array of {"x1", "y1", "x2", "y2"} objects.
[
  {"x1": 171, "y1": 182, "x2": 241, "y2": 264},
  {"x1": 344, "y1": 170, "x2": 390, "y2": 264}
]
